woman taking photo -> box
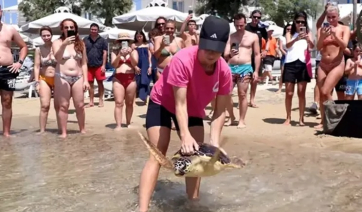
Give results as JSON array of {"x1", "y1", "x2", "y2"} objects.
[
  {"x1": 316, "y1": 5, "x2": 350, "y2": 129},
  {"x1": 276, "y1": 24, "x2": 291, "y2": 93},
  {"x1": 283, "y1": 11, "x2": 314, "y2": 126},
  {"x1": 148, "y1": 28, "x2": 161, "y2": 82},
  {"x1": 111, "y1": 33, "x2": 137, "y2": 130},
  {"x1": 52, "y1": 18, "x2": 90, "y2": 138},
  {"x1": 154, "y1": 19, "x2": 184, "y2": 74},
  {"x1": 33, "y1": 26, "x2": 57, "y2": 133}
]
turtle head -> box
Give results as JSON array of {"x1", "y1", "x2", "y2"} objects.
[{"x1": 173, "y1": 158, "x2": 192, "y2": 177}]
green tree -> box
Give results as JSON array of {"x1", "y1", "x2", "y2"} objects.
[
  {"x1": 18, "y1": 0, "x2": 82, "y2": 22},
  {"x1": 195, "y1": 0, "x2": 251, "y2": 22},
  {"x1": 81, "y1": 0, "x2": 133, "y2": 26},
  {"x1": 258, "y1": 0, "x2": 323, "y2": 26}
]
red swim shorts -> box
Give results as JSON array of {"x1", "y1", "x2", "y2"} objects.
[{"x1": 88, "y1": 66, "x2": 106, "y2": 82}]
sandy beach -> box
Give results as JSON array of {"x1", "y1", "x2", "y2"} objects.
[{"x1": 1, "y1": 80, "x2": 362, "y2": 212}]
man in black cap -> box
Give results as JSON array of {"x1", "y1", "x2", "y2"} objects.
[{"x1": 138, "y1": 15, "x2": 233, "y2": 212}]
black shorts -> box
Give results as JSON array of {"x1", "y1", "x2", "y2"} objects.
[
  {"x1": 283, "y1": 59, "x2": 311, "y2": 83},
  {"x1": 145, "y1": 99, "x2": 204, "y2": 131},
  {"x1": 0, "y1": 66, "x2": 18, "y2": 91},
  {"x1": 263, "y1": 55, "x2": 275, "y2": 66},
  {"x1": 335, "y1": 76, "x2": 347, "y2": 92}
]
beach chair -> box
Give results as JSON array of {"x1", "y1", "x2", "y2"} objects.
[{"x1": 15, "y1": 80, "x2": 38, "y2": 98}]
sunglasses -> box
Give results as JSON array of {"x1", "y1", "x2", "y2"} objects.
[
  {"x1": 253, "y1": 16, "x2": 261, "y2": 19},
  {"x1": 64, "y1": 26, "x2": 75, "y2": 30},
  {"x1": 295, "y1": 21, "x2": 305, "y2": 24},
  {"x1": 157, "y1": 22, "x2": 165, "y2": 26}
]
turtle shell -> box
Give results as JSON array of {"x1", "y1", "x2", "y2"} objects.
[{"x1": 172, "y1": 143, "x2": 231, "y2": 164}]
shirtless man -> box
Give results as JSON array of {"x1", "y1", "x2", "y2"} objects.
[
  {"x1": 179, "y1": 14, "x2": 199, "y2": 47},
  {"x1": 224, "y1": 13, "x2": 260, "y2": 128},
  {"x1": 0, "y1": 6, "x2": 28, "y2": 137}
]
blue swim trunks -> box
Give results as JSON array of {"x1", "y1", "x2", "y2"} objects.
[{"x1": 229, "y1": 64, "x2": 254, "y2": 83}]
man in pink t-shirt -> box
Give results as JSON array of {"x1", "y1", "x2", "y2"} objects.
[{"x1": 138, "y1": 15, "x2": 232, "y2": 212}]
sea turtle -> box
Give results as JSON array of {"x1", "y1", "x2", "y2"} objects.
[{"x1": 138, "y1": 132, "x2": 245, "y2": 177}]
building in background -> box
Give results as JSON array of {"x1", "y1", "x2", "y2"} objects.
[{"x1": 140, "y1": 0, "x2": 195, "y2": 13}]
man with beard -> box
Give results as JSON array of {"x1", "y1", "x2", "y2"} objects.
[{"x1": 0, "y1": 5, "x2": 28, "y2": 137}]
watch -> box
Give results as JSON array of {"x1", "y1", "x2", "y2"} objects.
[{"x1": 18, "y1": 59, "x2": 24, "y2": 65}]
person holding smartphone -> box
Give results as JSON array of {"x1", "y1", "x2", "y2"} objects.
[
  {"x1": 52, "y1": 18, "x2": 90, "y2": 138},
  {"x1": 110, "y1": 33, "x2": 137, "y2": 130},
  {"x1": 223, "y1": 13, "x2": 260, "y2": 128},
  {"x1": 315, "y1": 5, "x2": 350, "y2": 129},
  {"x1": 179, "y1": 13, "x2": 199, "y2": 47},
  {"x1": 283, "y1": 11, "x2": 314, "y2": 126}
]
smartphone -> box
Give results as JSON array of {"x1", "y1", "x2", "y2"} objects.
[
  {"x1": 67, "y1": 30, "x2": 76, "y2": 37},
  {"x1": 121, "y1": 41, "x2": 128, "y2": 49},
  {"x1": 300, "y1": 27, "x2": 306, "y2": 33},
  {"x1": 231, "y1": 43, "x2": 239, "y2": 51},
  {"x1": 164, "y1": 35, "x2": 170, "y2": 45},
  {"x1": 323, "y1": 22, "x2": 330, "y2": 28},
  {"x1": 188, "y1": 10, "x2": 193, "y2": 14}
]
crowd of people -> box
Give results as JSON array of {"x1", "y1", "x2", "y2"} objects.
[{"x1": 0, "y1": 3, "x2": 361, "y2": 210}]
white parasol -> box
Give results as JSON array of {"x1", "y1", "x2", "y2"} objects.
[
  {"x1": 112, "y1": 6, "x2": 196, "y2": 31},
  {"x1": 20, "y1": 12, "x2": 106, "y2": 35}
]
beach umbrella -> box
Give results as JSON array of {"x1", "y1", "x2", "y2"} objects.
[
  {"x1": 99, "y1": 28, "x2": 137, "y2": 41},
  {"x1": 20, "y1": 12, "x2": 106, "y2": 35},
  {"x1": 112, "y1": 6, "x2": 198, "y2": 31}
]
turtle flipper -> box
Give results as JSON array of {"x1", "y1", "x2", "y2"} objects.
[
  {"x1": 138, "y1": 132, "x2": 174, "y2": 170},
  {"x1": 225, "y1": 157, "x2": 246, "y2": 169},
  {"x1": 207, "y1": 137, "x2": 228, "y2": 165}
]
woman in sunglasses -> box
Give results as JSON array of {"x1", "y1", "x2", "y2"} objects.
[
  {"x1": 315, "y1": 5, "x2": 350, "y2": 129},
  {"x1": 283, "y1": 11, "x2": 314, "y2": 126}
]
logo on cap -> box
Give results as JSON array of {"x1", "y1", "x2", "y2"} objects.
[{"x1": 210, "y1": 33, "x2": 217, "y2": 39}]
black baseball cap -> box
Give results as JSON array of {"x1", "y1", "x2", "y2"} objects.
[{"x1": 199, "y1": 16, "x2": 230, "y2": 53}]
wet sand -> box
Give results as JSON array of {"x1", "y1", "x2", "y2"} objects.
[{"x1": 1, "y1": 80, "x2": 362, "y2": 212}]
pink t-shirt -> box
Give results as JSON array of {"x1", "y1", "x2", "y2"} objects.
[{"x1": 150, "y1": 46, "x2": 232, "y2": 118}]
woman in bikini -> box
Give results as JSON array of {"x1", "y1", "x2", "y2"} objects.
[
  {"x1": 52, "y1": 18, "x2": 90, "y2": 138},
  {"x1": 316, "y1": 5, "x2": 350, "y2": 129},
  {"x1": 148, "y1": 28, "x2": 162, "y2": 82},
  {"x1": 111, "y1": 33, "x2": 137, "y2": 130},
  {"x1": 33, "y1": 26, "x2": 57, "y2": 133},
  {"x1": 154, "y1": 19, "x2": 184, "y2": 74},
  {"x1": 154, "y1": 20, "x2": 184, "y2": 130}
]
